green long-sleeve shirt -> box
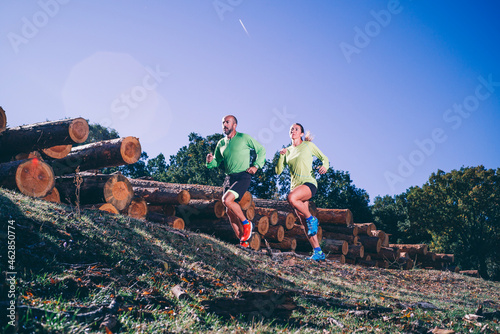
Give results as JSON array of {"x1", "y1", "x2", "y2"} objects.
[
  {"x1": 275, "y1": 141, "x2": 329, "y2": 190},
  {"x1": 206, "y1": 132, "x2": 266, "y2": 174}
]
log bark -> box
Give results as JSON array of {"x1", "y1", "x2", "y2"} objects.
[
  {"x1": 133, "y1": 186, "x2": 190, "y2": 205},
  {"x1": 254, "y1": 207, "x2": 278, "y2": 225},
  {"x1": 382, "y1": 233, "x2": 390, "y2": 247},
  {"x1": 146, "y1": 212, "x2": 185, "y2": 230},
  {"x1": 435, "y1": 253, "x2": 454, "y2": 263},
  {"x1": 367, "y1": 247, "x2": 400, "y2": 261},
  {"x1": 148, "y1": 204, "x2": 176, "y2": 216},
  {"x1": 0, "y1": 158, "x2": 55, "y2": 197},
  {"x1": 0, "y1": 106, "x2": 6, "y2": 133},
  {"x1": 127, "y1": 197, "x2": 148, "y2": 219},
  {"x1": 358, "y1": 235, "x2": 382, "y2": 253},
  {"x1": 277, "y1": 211, "x2": 296, "y2": 230},
  {"x1": 268, "y1": 237, "x2": 296, "y2": 251},
  {"x1": 263, "y1": 225, "x2": 284, "y2": 242},
  {"x1": 354, "y1": 223, "x2": 376, "y2": 235},
  {"x1": 322, "y1": 239, "x2": 348, "y2": 255},
  {"x1": 56, "y1": 174, "x2": 134, "y2": 211},
  {"x1": 176, "y1": 199, "x2": 225, "y2": 220},
  {"x1": 320, "y1": 224, "x2": 358, "y2": 236},
  {"x1": 459, "y1": 270, "x2": 480, "y2": 278},
  {"x1": 316, "y1": 208, "x2": 353, "y2": 225},
  {"x1": 252, "y1": 198, "x2": 305, "y2": 213},
  {"x1": 345, "y1": 244, "x2": 364, "y2": 259},
  {"x1": 389, "y1": 244, "x2": 428, "y2": 256},
  {"x1": 42, "y1": 144, "x2": 72, "y2": 159},
  {"x1": 49, "y1": 137, "x2": 141, "y2": 176},
  {"x1": 0, "y1": 117, "x2": 89, "y2": 162},
  {"x1": 370, "y1": 230, "x2": 386, "y2": 241},
  {"x1": 322, "y1": 231, "x2": 358, "y2": 244}
]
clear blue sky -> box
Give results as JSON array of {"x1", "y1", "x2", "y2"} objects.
[{"x1": 1, "y1": 1, "x2": 499, "y2": 201}]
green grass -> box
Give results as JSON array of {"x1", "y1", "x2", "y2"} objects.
[{"x1": 1, "y1": 187, "x2": 499, "y2": 333}]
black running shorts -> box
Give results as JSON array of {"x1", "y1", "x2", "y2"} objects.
[
  {"x1": 223, "y1": 171, "x2": 252, "y2": 202},
  {"x1": 303, "y1": 182, "x2": 317, "y2": 199}
]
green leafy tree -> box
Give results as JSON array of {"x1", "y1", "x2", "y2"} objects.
[
  {"x1": 406, "y1": 166, "x2": 500, "y2": 280},
  {"x1": 161, "y1": 132, "x2": 226, "y2": 185},
  {"x1": 80, "y1": 122, "x2": 119, "y2": 146},
  {"x1": 371, "y1": 193, "x2": 412, "y2": 244}
]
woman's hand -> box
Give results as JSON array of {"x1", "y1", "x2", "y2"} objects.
[{"x1": 317, "y1": 166, "x2": 327, "y2": 174}]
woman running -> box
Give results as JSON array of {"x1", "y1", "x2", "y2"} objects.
[{"x1": 276, "y1": 123, "x2": 329, "y2": 261}]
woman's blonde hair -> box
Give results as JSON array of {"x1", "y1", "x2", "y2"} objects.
[{"x1": 294, "y1": 123, "x2": 313, "y2": 141}]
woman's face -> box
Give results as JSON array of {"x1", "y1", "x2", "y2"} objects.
[{"x1": 289, "y1": 124, "x2": 303, "y2": 140}]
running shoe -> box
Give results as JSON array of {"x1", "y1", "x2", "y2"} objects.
[
  {"x1": 306, "y1": 216, "x2": 319, "y2": 237},
  {"x1": 308, "y1": 251, "x2": 325, "y2": 262},
  {"x1": 240, "y1": 221, "x2": 253, "y2": 242},
  {"x1": 239, "y1": 241, "x2": 249, "y2": 248}
]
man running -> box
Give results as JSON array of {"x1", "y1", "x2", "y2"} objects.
[{"x1": 206, "y1": 115, "x2": 266, "y2": 247}]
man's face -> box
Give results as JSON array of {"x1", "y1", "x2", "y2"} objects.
[{"x1": 222, "y1": 116, "x2": 236, "y2": 136}]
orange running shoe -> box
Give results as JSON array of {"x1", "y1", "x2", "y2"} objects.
[
  {"x1": 240, "y1": 241, "x2": 250, "y2": 248},
  {"x1": 240, "y1": 221, "x2": 253, "y2": 242}
]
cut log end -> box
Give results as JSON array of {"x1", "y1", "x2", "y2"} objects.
[
  {"x1": 238, "y1": 191, "x2": 253, "y2": 210},
  {"x1": 99, "y1": 203, "x2": 120, "y2": 214},
  {"x1": 178, "y1": 189, "x2": 191, "y2": 205},
  {"x1": 104, "y1": 175, "x2": 134, "y2": 211},
  {"x1": 128, "y1": 197, "x2": 148, "y2": 219},
  {"x1": 120, "y1": 136, "x2": 142, "y2": 164},
  {"x1": 69, "y1": 118, "x2": 90, "y2": 143},
  {"x1": 16, "y1": 159, "x2": 55, "y2": 197},
  {"x1": 42, "y1": 187, "x2": 60, "y2": 203},
  {"x1": 42, "y1": 145, "x2": 72, "y2": 159}
]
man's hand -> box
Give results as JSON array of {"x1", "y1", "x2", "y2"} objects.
[
  {"x1": 206, "y1": 153, "x2": 214, "y2": 163},
  {"x1": 279, "y1": 148, "x2": 287, "y2": 155},
  {"x1": 246, "y1": 166, "x2": 258, "y2": 175}
]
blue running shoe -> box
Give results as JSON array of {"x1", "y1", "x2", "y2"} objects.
[
  {"x1": 306, "y1": 216, "x2": 318, "y2": 237},
  {"x1": 308, "y1": 251, "x2": 325, "y2": 262}
]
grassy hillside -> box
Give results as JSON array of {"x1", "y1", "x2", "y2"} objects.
[{"x1": 1, "y1": 188, "x2": 499, "y2": 333}]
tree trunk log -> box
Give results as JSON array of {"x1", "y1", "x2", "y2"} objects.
[
  {"x1": 358, "y1": 235, "x2": 381, "y2": 253},
  {"x1": 322, "y1": 239, "x2": 348, "y2": 255},
  {"x1": 0, "y1": 158, "x2": 55, "y2": 197},
  {"x1": 322, "y1": 232, "x2": 358, "y2": 244},
  {"x1": 56, "y1": 174, "x2": 134, "y2": 211},
  {"x1": 320, "y1": 224, "x2": 358, "y2": 236},
  {"x1": 248, "y1": 232, "x2": 261, "y2": 251},
  {"x1": 49, "y1": 137, "x2": 141, "y2": 176},
  {"x1": 42, "y1": 144, "x2": 72, "y2": 159},
  {"x1": 354, "y1": 223, "x2": 376, "y2": 235},
  {"x1": 127, "y1": 197, "x2": 148, "y2": 219},
  {"x1": 316, "y1": 208, "x2": 353, "y2": 225},
  {"x1": 0, "y1": 106, "x2": 6, "y2": 133},
  {"x1": 277, "y1": 211, "x2": 296, "y2": 230},
  {"x1": 253, "y1": 214, "x2": 269, "y2": 236},
  {"x1": 133, "y1": 186, "x2": 190, "y2": 205},
  {"x1": 243, "y1": 203, "x2": 255, "y2": 221},
  {"x1": 0, "y1": 118, "x2": 89, "y2": 162},
  {"x1": 146, "y1": 212, "x2": 185, "y2": 229},
  {"x1": 263, "y1": 225, "x2": 284, "y2": 242},
  {"x1": 254, "y1": 207, "x2": 278, "y2": 225},
  {"x1": 370, "y1": 230, "x2": 386, "y2": 241},
  {"x1": 345, "y1": 244, "x2": 364, "y2": 259},
  {"x1": 389, "y1": 244, "x2": 428, "y2": 256},
  {"x1": 367, "y1": 247, "x2": 400, "y2": 261},
  {"x1": 148, "y1": 204, "x2": 176, "y2": 216},
  {"x1": 382, "y1": 233, "x2": 390, "y2": 247},
  {"x1": 435, "y1": 253, "x2": 454, "y2": 263},
  {"x1": 268, "y1": 237, "x2": 296, "y2": 251},
  {"x1": 176, "y1": 199, "x2": 226, "y2": 220}
]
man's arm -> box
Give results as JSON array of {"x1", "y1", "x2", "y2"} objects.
[{"x1": 206, "y1": 141, "x2": 223, "y2": 169}]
